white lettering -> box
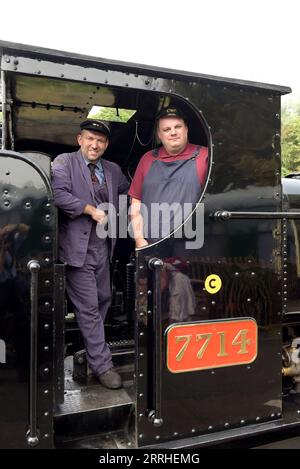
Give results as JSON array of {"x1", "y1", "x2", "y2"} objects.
[
  {"x1": 95, "y1": 197, "x2": 205, "y2": 250},
  {"x1": 98, "y1": 454, "x2": 134, "y2": 466},
  {"x1": 0, "y1": 339, "x2": 6, "y2": 363}
]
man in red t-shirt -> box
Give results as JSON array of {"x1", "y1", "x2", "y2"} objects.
[{"x1": 129, "y1": 108, "x2": 209, "y2": 247}]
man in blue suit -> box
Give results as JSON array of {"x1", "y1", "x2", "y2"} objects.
[{"x1": 52, "y1": 119, "x2": 129, "y2": 389}]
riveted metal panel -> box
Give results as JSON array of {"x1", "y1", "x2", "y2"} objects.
[
  {"x1": 135, "y1": 84, "x2": 282, "y2": 447},
  {"x1": 0, "y1": 150, "x2": 55, "y2": 448}
]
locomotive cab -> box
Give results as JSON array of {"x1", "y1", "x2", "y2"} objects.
[{"x1": 2, "y1": 40, "x2": 300, "y2": 450}]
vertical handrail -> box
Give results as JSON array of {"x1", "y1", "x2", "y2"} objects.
[
  {"x1": 26, "y1": 260, "x2": 40, "y2": 447},
  {"x1": 1, "y1": 70, "x2": 7, "y2": 150},
  {"x1": 148, "y1": 257, "x2": 164, "y2": 427}
]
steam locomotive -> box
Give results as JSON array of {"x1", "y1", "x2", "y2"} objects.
[{"x1": 1, "y1": 40, "x2": 300, "y2": 449}]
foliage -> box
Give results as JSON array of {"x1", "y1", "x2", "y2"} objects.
[
  {"x1": 282, "y1": 99, "x2": 300, "y2": 176},
  {"x1": 89, "y1": 107, "x2": 135, "y2": 123}
]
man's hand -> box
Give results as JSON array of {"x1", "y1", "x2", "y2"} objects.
[
  {"x1": 91, "y1": 208, "x2": 108, "y2": 224},
  {"x1": 135, "y1": 238, "x2": 149, "y2": 248},
  {"x1": 83, "y1": 204, "x2": 107, "y2": 224}
]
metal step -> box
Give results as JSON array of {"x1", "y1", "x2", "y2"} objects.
[
  {"x1": 54, "y1": 429, "x2": 134, "y2": 449},
  {"x1": 54, "y1": 357, "x2": 135, "y2": 440}
]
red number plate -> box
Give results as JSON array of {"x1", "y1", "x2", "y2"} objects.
[{"x1": 166, "y1": 318, "x2": 258, "y2": 373}]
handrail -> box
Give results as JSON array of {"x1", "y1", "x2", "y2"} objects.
[
  {"x1": 26, "y1": 260, "x2": 40, "y2": 447},
  {"x1": 147, "y1": 257, "x2": 164, "y2": 428},
  {"x1": 213, "y1": 210, "x2": 300, "y2": 221},
  {"x1": 1, "y1": 70, "x2": 7, "y2": 150}
]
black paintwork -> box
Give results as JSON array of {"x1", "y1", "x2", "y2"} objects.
[
  {"x1": 0, "y1": 151, "x2": 56, "y2": 448},
  {"x1": 135, "y1": 86, "x2": 283, "y2": 446},
  {"x1": 0, "y1": 40, "x2": 298, "y2": 449}
]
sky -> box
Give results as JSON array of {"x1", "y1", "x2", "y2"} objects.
[{"x1": 1, "y1": 0, "x2": 299, "y2": 104}]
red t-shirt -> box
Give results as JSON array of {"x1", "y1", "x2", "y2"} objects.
[{"x1": 128, "y1": 143, "x2": 209, "y2": 200}]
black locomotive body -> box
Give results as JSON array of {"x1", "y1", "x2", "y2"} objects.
[{"x1": 0, "y1": 40, "x2": 299, "y2": 449}]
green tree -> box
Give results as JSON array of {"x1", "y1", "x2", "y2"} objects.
[
  {"x1": 282, "y1": 99, "x2": 300, "y2": 176},
  {"x1": 89, "y1": 107, "x2": 135, "y2": 123}
]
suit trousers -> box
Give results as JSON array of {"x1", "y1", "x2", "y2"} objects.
[{"x1": 66, "y1": 228, "x2": 112, "y2": 375}]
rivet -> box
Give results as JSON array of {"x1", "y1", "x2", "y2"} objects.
[
  {"x1": 139, "y1": 332, "x2": 144, "y2": 336},
  {"x1": 44, "y1": 412, "x2": 49, "y2": 417},
  {"x1": 44, "y1": 324, "x2": 50, "y2": 330},
  {"x1": 139, "y1": 434, "x2": 143, "y2": 439},
  {"x1": 240, "y1": 419, "x2": 245, "y2": 424},
  {"x1": 174, "y1": 432, "x2": 178, "y2": 436},
  {"x1": 139, "y1": 413, "x2": 143, "y2": 418},
  {"x1": 3, "y1": 200, "x2": 10, "y2": 207},
  {"x1": 44, "y1": 368, "x2": 49, "y2": 374},
  {"x1": 44, "y1": 346, "x2": 49, "y2": 352},
  {"x1": 44, "y1": 389, "x2": 49, "y2": 395},
  {"x1": 139, "y1": 373, "x2": 143, "y2": 377},
  {"x1": 25, "y1": 202, "x2": 31, "y2": 209},
  {"x1": 44, "y1": 258, "x2": 50, "y2": 264},
  {"x1": 139, "y1": 265, "x2": 144, "y2": 270},
  {"x1": 224, "y1": 422, "x2": 230, "y2": 427},
  {"x1": 44, "y1": 434, "x2": 49, "y2": 439},
  {"x1": 155, "y1": 435, "x2": 160, "y2": 440},
  {"x1": 139, "y1": 393, "x2": 143, "y2": 398},
  {"x1": 139, "y1": 353, "x2": 144, "y2": 357},
  {"x1": 192, "y1": 429, "x2": 196, "y2": 433},
  {"x1": 256, "y1": 416, "x2": 260, "y2": 421},
  {"x1": 208, "y1": 426, "x2": 213, "y2": 430},
  {"x1": 44, "y1": 280, "x2": 51, "y2": 286},
  {"x1": 3, "y1": 189, "x2": 9, "y2": 195}
]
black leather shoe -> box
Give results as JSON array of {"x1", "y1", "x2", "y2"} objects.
[{"x1": 97, "y1": 368, "x2": 122, "y2": 389}]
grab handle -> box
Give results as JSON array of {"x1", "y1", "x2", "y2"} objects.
[
  {"x1": 147, "y1": 257, "x2": 164, "y2": 427},
  {"x1": 26, "y1": 260, "x2": 40, "y2": 447}
]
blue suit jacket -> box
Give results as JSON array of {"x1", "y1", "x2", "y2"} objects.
[{"x1": 52, "y1": 150, "x2": 129, "y2": 267}]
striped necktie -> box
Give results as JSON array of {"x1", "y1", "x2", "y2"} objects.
[{"x1": 88, "y1": 163, "x2": 99, "y2": 184}]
